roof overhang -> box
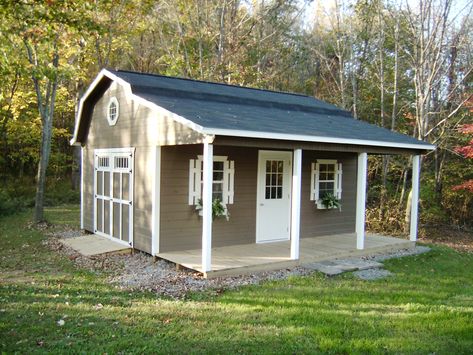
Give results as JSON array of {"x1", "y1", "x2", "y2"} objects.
[{"x1": 203, "y1": 128, "x2": 436, "y2": 152}]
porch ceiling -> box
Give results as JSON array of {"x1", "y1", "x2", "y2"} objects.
[{"x1": 157, "y1": 234, "x2": 414, "y2": 278}]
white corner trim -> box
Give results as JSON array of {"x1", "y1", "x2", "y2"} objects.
[
  {"x1": 80, "y1": 146, "x2": 84, "y2": 230},
  {"x1": 201, "y1": 128, "x2": 436, "y2": 151},
  {"x1": 151, "y1": 146, "x2": 161, "y2": 255}
]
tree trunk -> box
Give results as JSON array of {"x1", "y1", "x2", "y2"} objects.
[
  {"x1": 26, "y1": 39, "x2": 59, "y2": 223},
  {"x1": 71, "y1": 146, "x2": 81, "y2": 190},
  {"x1": 34, "y1": 114, "x2": 53, "y2": 222}
]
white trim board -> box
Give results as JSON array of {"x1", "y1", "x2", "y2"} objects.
[
  {"x1": 202, "y1": 128, "x2": 435, "y2": 151},
  {"x1": 80, "y1": 146, "x2": 84, "y2": 230},
  {"x1": 151, "y1": 146, "x2": 161, "y2": 255}
]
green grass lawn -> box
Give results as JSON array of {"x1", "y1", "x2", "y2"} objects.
[{"x1": 1, "y1": 205, "x2": 472, "y2": 354}]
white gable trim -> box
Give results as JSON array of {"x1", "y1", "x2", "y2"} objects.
[
  {"x1": 201, "y1": 128, "x2": 436, "y2": 151},
  {"x1": 70, "y1": 69, "x2": 206, "y2": 145}
]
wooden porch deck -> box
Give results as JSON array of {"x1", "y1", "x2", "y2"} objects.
[{"x1": 157, "y1": 233, "x2": 415, "y2": 278}]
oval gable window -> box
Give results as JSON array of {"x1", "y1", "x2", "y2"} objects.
[{"x1": 107, "y1": 97, "x2": 119, "y2": 126}]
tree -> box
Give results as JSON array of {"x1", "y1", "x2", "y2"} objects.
[
  {"x1": 453, "y1": 123, "x2": 473, "y2": 191},
  {"x1": 1, "y1": 0, "x2": 98, "y2": 222}
]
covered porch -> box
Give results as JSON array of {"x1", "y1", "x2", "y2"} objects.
[
  {"x1": 178, "y1": 142, "x2": 422, "y2": 277},
  {"x1": 157, "y1": 233, "x2": 415, "y2": 278}
]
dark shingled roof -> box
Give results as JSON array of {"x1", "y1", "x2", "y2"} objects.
[{"x1": 108, "y1": 69, "x2": 433, "y2": 149}]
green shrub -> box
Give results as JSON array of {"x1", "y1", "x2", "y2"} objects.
[
  {"x1": 0, "y1": 189, "x2": 30, "y2": 217},
  {"x1": 0, "y1": 178, "x2": 79, "y2": 217}
]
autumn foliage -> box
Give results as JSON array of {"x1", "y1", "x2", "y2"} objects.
[{"x1": 453, "y1": 124, "x2": 473, "y2": 192}]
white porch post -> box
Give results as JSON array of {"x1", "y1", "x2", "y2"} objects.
[
  {"x1": 201, "y1": 142, "x2": 213, "y2": 272},
  {"x1": 410, "y1": 155, "x2": 421, "y2": 242},
  {"x1": 290, "y1": 149, "x2": 302, "y2": 260},
  {"x1": 356, "y1": 152, "x2": 368, "y2": 250}
]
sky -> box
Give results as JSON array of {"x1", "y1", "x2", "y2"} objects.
[{"x1": 299, "y1": 0, "x2": 473, "y2": 28}]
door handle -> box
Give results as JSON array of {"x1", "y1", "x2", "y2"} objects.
[{"x1": 260, "y1": 203, "x2": 264, "y2": 206}]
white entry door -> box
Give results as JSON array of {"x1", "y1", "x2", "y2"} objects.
[
  {"x1": 94, "y1": 148, "x2": 134, "y2": 247},
  {"x1": 256, "y1": 150, "x2": 292, "y2": 243}
]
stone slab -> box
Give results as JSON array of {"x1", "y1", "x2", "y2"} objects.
[
  {"x1": 60, "y1": 234, "x2": 131, "y2": 256},
  {"x1": 304, "y1": 258, "x2": 384, "y2": 276}
]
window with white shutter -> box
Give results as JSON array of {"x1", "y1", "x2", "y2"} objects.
[
  {"x1": 310, "y1": 159, "x2": 342, "y2": 209},
  {"x1": 188, "y1": 156, "x2": 235, "y2": 206}
]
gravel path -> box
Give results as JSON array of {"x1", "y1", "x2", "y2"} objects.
[{"x1": 44, "y1": 229, "x2": 431, "y2": 298}]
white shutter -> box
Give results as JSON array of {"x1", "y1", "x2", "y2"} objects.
[
  {"x1": 315, "y1": 162, "x2": 320, "y2": 201},
  {"x1": 188, "y1": 159, "x2": 202, "y2": 205},
  {"x1": 310, "y1": 162, "x2": 315, "y2": 200},
  {"x1": 310, "y1": 162, "x2": 320, "y2": 201},
  {"x1": 335, "y1": 162, "x2": 343, "y2": 199},
  {"x1": 223, "y1": 160, "x2": 235, "y2": 204}
]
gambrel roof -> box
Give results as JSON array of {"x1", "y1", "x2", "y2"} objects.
[{"x1": 71, "y1": 69, "x2": 435, "y2": 152}]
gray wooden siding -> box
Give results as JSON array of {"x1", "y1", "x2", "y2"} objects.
[
  {"x1": 82, "y1": 81, "x2": 205, "y2": 254},
  {"x1": 159, "y1": 145, "x2": 357, "y2": 252},
  {"x1": 301, "y1": 151, "x2": 357, "y2": 238},
  {"x1": 160, "y1": 145, "x2": 258, "y2": 252}
]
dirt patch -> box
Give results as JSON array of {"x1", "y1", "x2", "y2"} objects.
[{"x1": 419, "y1": 226, "x2": 473, "y2": 253}]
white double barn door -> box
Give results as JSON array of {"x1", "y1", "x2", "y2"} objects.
[{"x1": 94, "y1": 148, "x2": 134, "y2": 246}]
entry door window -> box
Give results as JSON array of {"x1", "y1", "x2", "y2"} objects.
[{"x1": 265, "y1": 160, "x2": 283, "y2": 199}]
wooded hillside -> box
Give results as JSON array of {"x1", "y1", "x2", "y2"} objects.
[{"x1": 0, "y1": 0, "x2": 471, "y2": 232}]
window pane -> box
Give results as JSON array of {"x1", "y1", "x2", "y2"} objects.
[
  {"x1": 271, "y1": 187, "x2": 277, "y2": 199},
  {"x1": 326, "y1": 182, "x2": 334, "y2": 191},
  {"x1": 266, "y1": 174, "x2": 270, "y2": 186},
  {"x1": 277, "y1": 161, "x2": 283, "y2": 172},
  {"x1": 277, "y1": 187, "x2": 282, "y2": 199},
  {"x1": 212, "y1": 191, "x2": 223, "y2": 200},
  {"x1": 271, "y1": 173, "x2": 276, "y2": 185},
  {"x1": 213, "y1": 171, "x2": 224, "y2": 181},
  {"x1": 327, "y1": 173, "x2": 334, "y2": 180},
  {"x1": 319, "y1": 164, "x2": 327, "y2": 172},
  {"x1": 265, "y1": 187, "x2": 271, "y2": 199},
  {"x1": 103, "y1": 172, "x2": 110, "y2": 197},
  {"x1": 271, "y1": 160, "x2": 278, "y2": 173},
  {"x1": 277, "y1": 173, "x2": 283, "y2": 186},
  {"x1": 213, "y1": 161, "x2": 224, "y2": 171},
  {"x1": 266, "y1": 160, "x2": 271, "y2": 173}
]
